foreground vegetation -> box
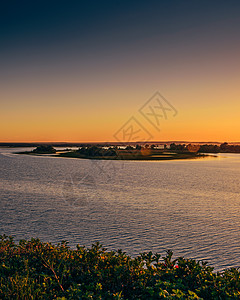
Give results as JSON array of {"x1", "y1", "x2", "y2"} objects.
[{"x1": 1, "y1": 236, "x2": 240, "y2": 299}]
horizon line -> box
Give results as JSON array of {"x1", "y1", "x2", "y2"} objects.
[{"x1": 0, "y1": 141, "x2": 239, "y2": 145}]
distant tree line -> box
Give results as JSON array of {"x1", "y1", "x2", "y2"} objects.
[
  {"x1": 76, "y1": 146, "x2": 117, "y2": 157},
  {"x1": 31, "y1": 143, "x2": 240, "y2": 156},
  {"x1": 32, "y1": 145, "x2": 56, "y2": 154},
  {"x1": 169, "y1": 142, "x2": 240, "y2": 153},
  {"x1": 199, "y1": 143, "x2": 240, "y2": 153}
]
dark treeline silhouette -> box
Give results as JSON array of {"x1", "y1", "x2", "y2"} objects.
[
  {"x1": 170, "y1": 143, "x2": 187, "y2": 151},
  {"x1": 199, "y1": 143, "x2": 240, "y2": 153},
  {"x1": 73, "y1": 143, "x2": 240, "y2": 156},
  {"x1": 76, "y1": 146, "x2": 117, "y2": 157},
  {"x1": 32, "y1": 145, "x2": 56, "y2": 154},
  {"x1": 169, "y1": 142, "x2": 240, "y2": 153},
  {"x1": 198, "y1": 144, "x2": 220, "y2": 153}
]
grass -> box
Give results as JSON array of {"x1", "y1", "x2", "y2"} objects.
[{"x1": 1, "y1": 235, "x2": 240, "y2": 299}]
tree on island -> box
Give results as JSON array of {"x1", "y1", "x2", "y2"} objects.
[
  {"x1": 32, "y1": 145, "x2": 56, "y2": 154},
  {"x1": 76, "y1": 146, "x2": 117, "y2": 157},
  {"x1": 170, "y1": 143, "x2": 186, "y2": 152},
  {"x1": 125, "y1": 145, "x2": 134, "y2": 150},
  {"x1": 220, "y1": 142, "x2": 228, "y2": 152}
]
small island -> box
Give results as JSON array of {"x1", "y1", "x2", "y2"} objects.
[
  {"x1": 17, "y1": 144, "x2": 210, "y2": 161},
  {"x1": 18, "y1": 145, "x2": 57, "y2": 155},
  {"x1": 32, "y1": 145, "x2": 57, "y2": 154}
]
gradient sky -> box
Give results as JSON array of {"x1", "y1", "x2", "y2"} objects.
[{"x1": 1, "y1": 0, "x2": 240, "y2": 142}]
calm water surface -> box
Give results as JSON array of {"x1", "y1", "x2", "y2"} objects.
[{"x1": 0, "y1": 148, "x2": 240, "y2": 271}]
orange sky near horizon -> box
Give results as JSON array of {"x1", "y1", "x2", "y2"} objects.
[
  {"x1": 1, "y1": 55, "x2": 240, "y2": 143},
  {"x1": 1, "y1": 80, "x2": 240, "y2": 143}
]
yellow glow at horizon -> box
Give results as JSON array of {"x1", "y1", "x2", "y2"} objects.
[{"x1": 1, "y1": 67, "x2": 240, "y2": 142}]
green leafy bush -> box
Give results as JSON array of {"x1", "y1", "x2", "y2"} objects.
[{"x1": 0, "y1": 235, "x2": 239, "y2": 299}]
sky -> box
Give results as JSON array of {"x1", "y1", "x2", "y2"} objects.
[{"x1": 1, "y1": 0, "x2": 240, "y2": 142}]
